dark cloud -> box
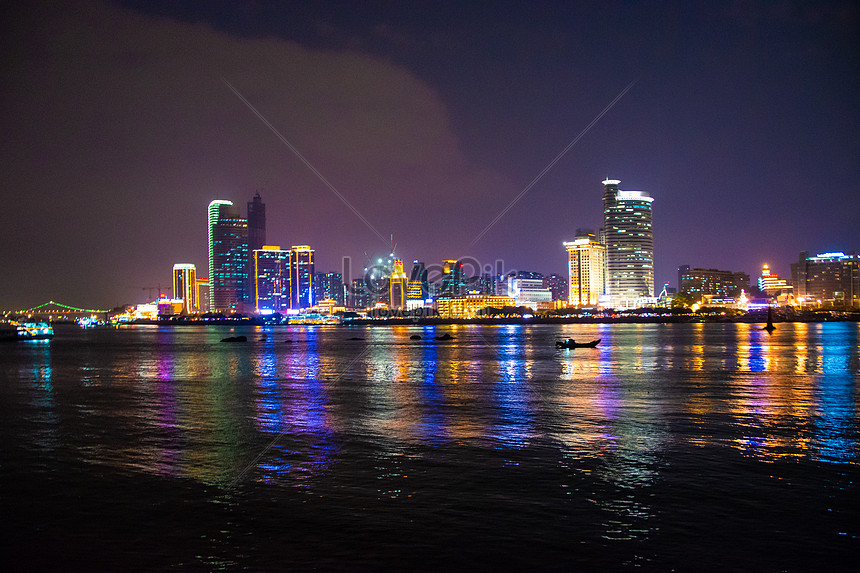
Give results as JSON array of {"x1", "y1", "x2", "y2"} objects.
[{"x1": 0, "y1": 1, "x2": 512, "y2": 308}]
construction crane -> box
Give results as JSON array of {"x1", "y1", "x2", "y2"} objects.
[{"x1": 141, "y1": 284, "x2": 172, "y2": 302}]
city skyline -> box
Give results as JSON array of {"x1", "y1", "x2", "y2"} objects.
[{"x1": 1, "y1": 1, "x2": 858, "y2": 309}]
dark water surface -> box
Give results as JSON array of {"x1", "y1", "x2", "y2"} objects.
[{"x1": 2, "y1": 323, "x2": 858, "y2": 571}]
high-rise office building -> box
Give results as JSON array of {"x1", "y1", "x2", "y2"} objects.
[
  {"x1": 289, "y1": 245, "x2": 315, "y2": 309},
  {"x1": 315, "y1": 272, "x2": 345, "y2": 306},
  {"x1": 208, "y1": 200, "x2": 248, "y2": 313},
  {"x1": 441, "y1": 259, "x2": 464, "y2": 297},
  {"x1": 172, "y1": 263, "x2": 198, "y2": 314},
  {"x1": 564, "y1": 234, "x2": 605, "y2": 306},
  {"x1": 247, "y1": 192, "x2": 266, "y2": 304},
  {"x1": 543, "y1": 273, "x2": 569, "y2": 301},
  {"x1": 350, "y1": 277, "x2": 371, "y2": 309},
  {"x1": 254, "y1": 246, "x2": 289, "y2": 312},
  {"x1": 602, "y1": 178, "x2": 654, "y2": 308},
  {"x1": 408, "y1": 260, "x2": 429, "y2": 300},
  {"x1": 678, "y1": 267, "x2": 750, "y2": 300},
  {"x1": 389, "y1": 259, "x2": 409, "y2": 310},
  {"x1": 791, "y1": 252, "x2": 859, "y2": 308}
]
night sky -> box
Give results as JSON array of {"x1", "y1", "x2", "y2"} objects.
[{"x1": 2, "y1": 1, "x2": 858, "y2": 309}]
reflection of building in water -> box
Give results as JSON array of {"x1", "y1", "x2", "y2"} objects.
[{"x1": 790, "y1": 251, "x2": 859, "y2": 309}]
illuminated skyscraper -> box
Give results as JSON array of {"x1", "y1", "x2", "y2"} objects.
[
  {"x1": 254, "y1": 246, "x2": 289, "y2": 312},
  {"x1": 208, "y1": 200, "x2": 248, "y2": 313},
  {"x1": 247, "y1": 192, "x2": 266, "y2": 304},
  {"x1": 351, "y1": 277, "x2": 371, "y2": 309},
  {"x1": 564, "y1": 234, "x2": 605, "y2": 306},
  {"x1": 315, "y1": 272, "x2": 345, "y2": 306},
  {"x1": 289, "y1": 245, "x2": 315, "y2": 309},
  {"x1": 441, "y1": 259, "x2": 464, "y2": 297},
  {"x1": 389, "y1": 259, "x2": 408, "y2": 310},
  {"x1": 408, "y1": 260, "x2": 429, "y2": 301},
  {"x1": 172, "y1": 263, "x2": 198, "y2": 314},
  {"x1": 602, "y1": 178, "x2": 654, "y2": 308}
]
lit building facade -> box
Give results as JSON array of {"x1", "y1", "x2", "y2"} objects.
[
  {"x1": 436, "y1": 294, "x2": 515, "y2": 319},
  {"x1": 315, "y1": 272, "x2": 344, "y2": 306},
  {"x1": 678, "y1": 267, "x2": 750, "y2": 300},
  {"x1": 758, "y1": 264, "x2": 793, "y2": 296},
  {"x1": 408, "y1": 260, "x2": 429, "y2": 301},
  {"x1": 791, "y1": 251, "x2": 859, "y2": 308},
  {"x1": 196, "y1": 276, "x2": 210, "y2": 313},
  {"x1": 350, "y1": 277, "x2": 371, "y2": 309},
  {"x1": 564, "y1": 235, "x2": 605, "y2": 306},
  {"x1": 543, "y1": 273, "x2": 569, "y2": 301},
  {"x1": 172, "y1": 263, "x2": 198, "y2": 314},
  {"x1": 254, "y1": 246, "x2": 289, "y2": 312},
  {"x1": 505, "y1": 272, "x2": 552, "y2": 308},
  {"x1": 208, "y1": 200, "x2": 248, "y2": 313},
  {"x1": 289, "y1": 245, "x2": 315, "y2": 309},
  {"x1": 440, "y1": 259, "x2": 464, "y2": 297},
  {"x1": 389, "y1": 259, "x2": 409, "y2": 310},
  {"x1": 602, "y1": 178, "x2": 654, "y2": 308}
]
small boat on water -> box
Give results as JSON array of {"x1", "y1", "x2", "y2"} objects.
[
  {"x1": 1, "y1": 321, "x2": 54, "y2": 341},
  {"x1": 556, "y1": 338, "x2": 600, "y2": 349}
]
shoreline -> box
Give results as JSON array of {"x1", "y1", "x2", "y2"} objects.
[{"x1": 100, "y1": 313, "x2": 860, "y2": 327}]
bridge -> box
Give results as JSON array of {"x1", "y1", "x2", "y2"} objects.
[{"x1": 6, "y1": 301, "x2": 112, "y2": 320}]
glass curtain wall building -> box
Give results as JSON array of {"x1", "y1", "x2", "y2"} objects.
[
  {"x1": 208, "y1": 200, "x2": 248, "y2": 313},
  {"x1": 602, "y1": 179, "x2": 654, "y2": 308}
]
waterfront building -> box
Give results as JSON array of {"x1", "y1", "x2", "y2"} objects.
[
  {"x1": 208, "y1": 200, "x2": 248, "y2": 313},
  {"x1": 314, "y1": 272, "x2": 344, "y2": 306},
  {"x1": 440, "y1": 259, "x2": 464, "y2": 297},
  {"x1": 564, "y1": 233, "x2": 605, "y2": 306},
  {"x1": 791, "y1": 251, "x2": 859, "y2": 308},
  {"x1": 195, "y1": 276, "x2": 210, "y2": 313},
  {"x1": 172, "y1": 263, "x2": 198, "y2": 314},
  {"x1": 678, "y1": 267, "x2": 750, "y2": 301},
  {"x1": 602, "y1": 178, "x2": 654, "y2": 308},
  {"x1": 505, "y1": 272, "x2": 552, "y2": 308},
  {"x1": 435, "y1": 294, "x2": 516, "y2": 319},
  {"x1": 758, "y1": 264, "x2": 793, "y2": 297},
  {"x1": 389, "y1": 259, "x2": 409, "y2": 310},
  {"x1": 289, "y1": 245, "x2": 315, "y2": 309},
  {"x1": 350, "y1": 277, "x2": 371, "y2": 309},
  {"x1": 254, "y1": 246, "x2": 289, "y2": 313},
  {"x1": 408, "y1": 260, "x2": 429, "y2": 301},
  {"x1": 246, "y1": 192, "x2": 266, "y2": 304},
  {"x1": 543, "y1": 273, "x2": 569, "y2": 302},
  {"x1": 478, "y1": 273, "x2": 498, "y2": 296}
]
